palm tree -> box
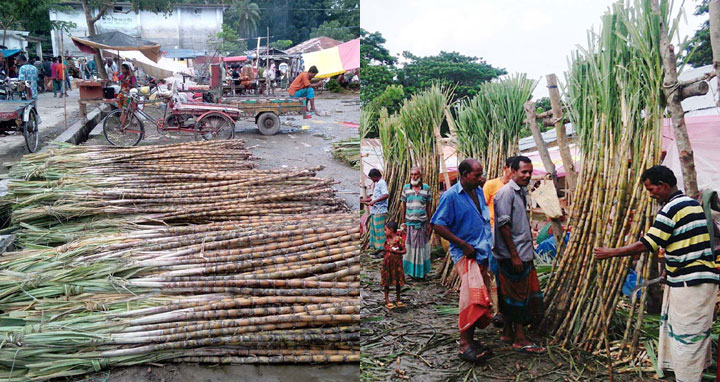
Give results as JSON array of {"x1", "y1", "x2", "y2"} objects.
[{"x1": 228, "y1": 0, "x2": 260, "y2": 38}]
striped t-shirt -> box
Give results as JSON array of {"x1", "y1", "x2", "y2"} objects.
[
  {"x1": 640, "y1": 191, "x2": 719, "y2": 287},
  {"x1": 401, "y1": 183, "x2": 431, "y2": 228}
]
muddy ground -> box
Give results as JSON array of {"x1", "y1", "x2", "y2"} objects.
[{"x1": 360, "y1": 253, "x2": 668, "y2": 382}]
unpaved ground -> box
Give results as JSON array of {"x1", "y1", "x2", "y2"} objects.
[
  {"x1": 0, "y1": 88, "x2": 82, "y2": 169},
  {"x1": 360, "y1": 254, "x2": 662, "y2": 382}
]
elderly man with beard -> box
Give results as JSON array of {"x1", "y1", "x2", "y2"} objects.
[
  {"x1": 492, "y1": 156, "x2": 545, "y2": 354},
  {"x1": 401, "y1": 167, "x2": 433, "y2": 279}
]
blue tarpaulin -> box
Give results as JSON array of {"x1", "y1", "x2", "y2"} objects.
[{"x1": 0, "y1": 49, "x2": 21, "y2": 58}]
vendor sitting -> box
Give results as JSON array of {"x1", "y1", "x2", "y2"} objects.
[
  {"x1": 288, "y1": 65, "x2": 322, "y2": 118},
  {"x1": 118, "y1": 62, "x2": 137, "y2": 93}
]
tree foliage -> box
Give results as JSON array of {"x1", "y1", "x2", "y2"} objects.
[
  {"x1": 213, "y1": 23, "x2": 247, "y2": 55},
  {"x1": 309, "y1": 20, "x2": 355, "y2": 41},
  {"x1": 397, "y1": 51, "x2": 506, "y2": 101},
  {"x1": 0, "y1": 0, "x2": 76, "y2": 47},
  {"x1": 681, "y1": 0, "x2": 712, "y2": 67},
  {"x1": 224, "y1": 0, "x2": 261, "y2": 38},
  {"x1": 269, "y1": 39, "x2": 293, "y2": 50},
  {"x1": 360, "y1": 29, "x2": 396, "y2": 66}
]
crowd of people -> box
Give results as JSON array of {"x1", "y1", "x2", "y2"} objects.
[{"x1": 363, "y1": 158, "x2": 718, "y2": 381}]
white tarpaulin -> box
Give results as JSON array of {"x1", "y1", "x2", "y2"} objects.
[
  {"x1": 104, "y1": 49, "x2": 191, "y2": 79},
  {"x1": 662, "y1": 115, "x2": 720, "y2": 193}
]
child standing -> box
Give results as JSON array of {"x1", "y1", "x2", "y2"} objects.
[{"x1": 382, "y1": 221, "x2": 406, "y2": 309}]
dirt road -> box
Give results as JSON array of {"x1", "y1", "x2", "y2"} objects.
[{"x1": 360, "y1": 254, "x2": 653, "y2": 382}]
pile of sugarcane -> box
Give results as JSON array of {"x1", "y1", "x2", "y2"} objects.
[
  {"x1": 542, "y1": 0, "x2": 668, "y2": 357},
  {"x1": 1, "y1": 141, "x2": 344, "y2": 247},
  {"x1": 439, "y1": 75, "x2": 536, "y2": 289},
  {"x1": 0, "y1": 214, "x2": 360, "y2": 381},
  {"x1": 0, "y1": 140, "x2": 359, "y2": 380},
  {"x1": 331, "y1": 137, "x2": 361, "y2": 169}
]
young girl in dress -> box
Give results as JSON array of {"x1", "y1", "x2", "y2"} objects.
[{"x1": 382, "y1": 221, "x2": 406, "y2": 309}]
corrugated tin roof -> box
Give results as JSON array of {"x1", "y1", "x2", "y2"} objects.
[{"x1": 285, "y1": 37, "x2": 342, "y2": 55}]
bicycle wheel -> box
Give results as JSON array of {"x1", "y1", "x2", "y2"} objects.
[
  {"x1": 194, "y1": 112, "x2": 235, "y2": 141},
  {"x1": 103, "y1": 109, "x2": 144, "y2": 147},
  {"x1": 23, "y1": 110, "x2": 39, "y2": 153}
]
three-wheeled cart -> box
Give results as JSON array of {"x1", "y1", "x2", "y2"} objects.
[{"x1": 0, "y1": 100, "x2": 40, "y2": 152}]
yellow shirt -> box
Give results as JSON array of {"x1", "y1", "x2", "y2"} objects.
[{"x1": 483, "y1": 177, "x2": 506, "y2": 227}]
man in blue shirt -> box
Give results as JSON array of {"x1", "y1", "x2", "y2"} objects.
[{"x1": 431, "y1": 158, "x2": 493, "y2": 363}]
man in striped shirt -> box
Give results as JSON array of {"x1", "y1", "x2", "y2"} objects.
[
  {"x1": 400, "y1": 167, "x2": 433, "y2": 279},
  {"x1": 595, "y1": 165, "x2": 718, "y2": 382}
]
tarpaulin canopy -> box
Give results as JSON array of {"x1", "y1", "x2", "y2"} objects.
[
  {"x1": 104, "y1": 49, "x2": 190, "y2": 80},
  {"x1": 524, "y1": 144, "x2": 581, "y2": 177},
  {"x1": 222, "y1": 56, "x2": 248, "y2": 62},
  {"x1": 72, "y1": 31, "x2": 162, "y2": 62},
  {"x1": 301, "y1": 38, "x2": 360, "y2": 79},
  {"x1": 662, "y1": 115, "x2": 720, "y2": 193},
  {"x1": 0, "y1": 49, "x2": 20, "y2": 58}
]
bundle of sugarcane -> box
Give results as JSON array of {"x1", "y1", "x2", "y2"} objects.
[
  {"x1": 0, "y1": 213, "x2": 360, "y2": 381},
  {"x1": 2, "y1": 159, "x2": 345, "y2": 248},
  {"x1": 453, "y1": 74, "x2": 537, "y2": 180},
  {"x1": 542, "y1": 0, "x2": 670, "y2": 357},
  {"x1": 378, "y1": 84, "x2": 451, "y2": 226},
  {"x1": 8, "y1": 140, "x2": 255, "y2": 181},
  {"x1": 331, "y1": 137, "x2": 361, "y2": 169},
  {"x1": 439, "y1": 75, "x2": 536, "y2": 288}
]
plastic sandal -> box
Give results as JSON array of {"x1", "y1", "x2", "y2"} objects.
[
  {"x1": 395, "y1": 301, "x2": 406, "y2": 307},
  {"x1": 512, "y1": 343, "x2": 545, "y2": 354},
  {"x1": 458, "y1": 345, "x2": 489, "y2": 364},
  {"x1": 385, "y1": 302, "x2": 395, "y2": 309}
]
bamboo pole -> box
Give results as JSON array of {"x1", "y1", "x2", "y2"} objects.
[
  {"x1": 433, "y1": 120, "x2": 451, "y2": 190},
  {"x1": 546, "y1": 74, "x2": 576, "y2": 193},
  {"x1": 650, "y1": 0, "x2": 699, "y2": 197}
]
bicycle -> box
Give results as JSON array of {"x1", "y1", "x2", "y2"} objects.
[{"x1": 102, "y1": 83, "x2": 238, "y2": 147}]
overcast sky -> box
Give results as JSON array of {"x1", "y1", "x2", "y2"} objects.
[{"x1": 360, "y1": 0, "x2": 706, "y2": 98}]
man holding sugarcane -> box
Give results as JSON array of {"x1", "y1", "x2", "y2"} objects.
[
  {"x1": 595, "y1": 165, "x2": 719, "y2": 382},
  {"x1": 431, "y1": 158, "x2": 494, "y2": 364},
  {"x1": 492, "y1": 156, "x2": 545, "y2": 354}
]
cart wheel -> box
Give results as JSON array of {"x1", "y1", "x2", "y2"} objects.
[
  {"x1": 23, "y1": 110, "x2": 39, "y2": 153},
  {"x1": 194, "y1": 113, "x2": 235, "y2": 141},
  {"x1": 103, "y1": 109, "x2": 144, "y2": 147},
  {"x1": 256, "y1": 112, "x2": 280, "y2": 135}
]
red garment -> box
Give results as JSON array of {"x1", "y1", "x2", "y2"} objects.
[
  {"x1": 50, "y1": 62, "x2": 58, "y2": 79},
  {"x1": 456, "y1": 258, "x2": 492, "y2": 332},
  {"x1": 381, "y1": 233, "x2": 405, "y2": 287}
]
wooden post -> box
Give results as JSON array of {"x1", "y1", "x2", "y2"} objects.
[
  {"x1": 525, "y1": 100, "x2": 564, "y2": 248},
  {"x1": 651, "y1": 0, "x2": 699, "y2": 197},
  {"x1": 433, "y1": 122, "x2": 452, "y2": 190},
  {"x1": 546, "y1": 74, "x2": 577, "y2": 193},
  {"x1": 524, "y1": 101, "x2": 557, "y2": 185},
  {"x1": 710, "y1": 0, "x2": 720, "y2": 106}
]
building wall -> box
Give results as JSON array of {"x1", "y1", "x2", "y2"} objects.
[{"x1": 49, "y1": 4, "x2": 224, "y2": 56}]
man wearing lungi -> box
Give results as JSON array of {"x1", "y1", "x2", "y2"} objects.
[
  {"x1": 595, "y1": 165, "x2": 719, "y2": 382},
  {"x1": 362, "y1": 169, "x2": 389, "y2": 252},
  {"x1": 492, "y1": 155, "x2": 545, "y2": 354},
  {"x1": 401, "y1": 167, "x2": 433, "y2": 279},
  {"x1": 431, "y1": 159, "x2": 494, "y2": 363}
]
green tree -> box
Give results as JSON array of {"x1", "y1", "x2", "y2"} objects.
[
  {"x1": 269, "y1": 39, "x2": 292, "y2": 50},
  {"x1": 309, "y1": 20, "x2": 354, "y2": 41},
  {"x1": 360, "y1": 30, "x2": 396, "y2": 105},
  {"x1": 535, "y1": 97, "x2": 551, "y2": 113},
  {"x1": 360, "y1": 29, "x2": 396, "y2": 66},
  {"x1": 79, "y1": 0, "x2": 179, "y2": 79},
  {"x1": 0, "y1": 0, "x2": 75, "y2": 47},
  {"x1": 681, "y1": 0, "x2": 712, "y2": 67},
  {"x1": 225, "y1": 0, "x2": 261, "y2": 38},
  {"x1": 213, "y1": 23, "x2": 247, "y2": 55},
  {"x1": 397, "y1": 51, "x2": 506, "y2": 100}
]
